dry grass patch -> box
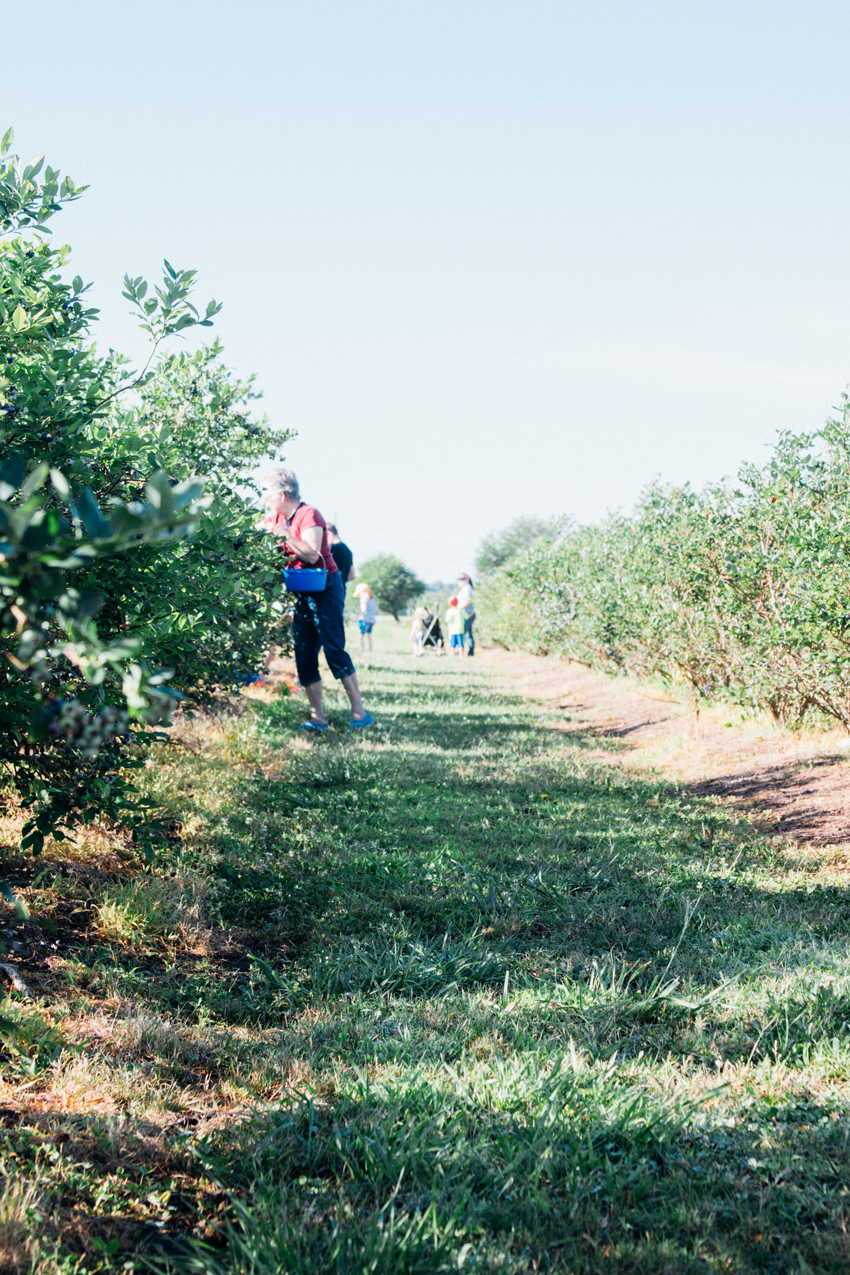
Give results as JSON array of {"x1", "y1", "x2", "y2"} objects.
[
  {"x1": 0, "y1": 1161, "x2": 56, "y2": 1275},
  {"x1": 94, "y1": 872, "x2": 214, "y2": 952}
]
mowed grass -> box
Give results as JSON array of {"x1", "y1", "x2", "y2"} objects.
[{"x1": 3, "y1": 626, "x2": 850, "y2": 1273}]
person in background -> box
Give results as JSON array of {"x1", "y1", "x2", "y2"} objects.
[
  {"x1": 327, "y1": 524, "x2": 355, "y2": 593},
  {"x1": 411, "y1": 606, "x2": 428, "y2": 657},
  {"x1": 263, "y1": 467, "x2": 374, "y2": 732},
  {"x1": 457, "y1": 573, "x2": 475, "y2": 656},
  {"x1": 445, "y1": 596, "x2": 464, "y2": 656},
  {"x1": 354, "y1": 582, "x2": 378, "y2": 652}
]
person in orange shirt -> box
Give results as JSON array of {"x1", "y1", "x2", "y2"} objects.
[{"x1": 353, "y1": 583, "x2": 378, "y2": 652}]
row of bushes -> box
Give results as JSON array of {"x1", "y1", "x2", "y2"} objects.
[
  {"x1": 0, "y1": 129, "x2": 289, "y2": 853},
  {"x1": 479, "y1": 405, "x2": 850, "y2": 730}
]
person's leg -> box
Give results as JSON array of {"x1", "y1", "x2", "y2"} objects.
[
  {"x1": 292, "y1": 601, "x2": 322, "y2": 719},
  {"x1": 303, "y1": 678, "x2": 326, "y2": 723},
  {"x1": 465, "y1": 617, "x2": 475, "y2": 656},
  {"x1": 316, "y1": 575, "x2": 372, "y2": 723},
  {"x1": 341, "y1": 671, "x2": 365, "y2": 719},
  {"x1": 367, "y1": 627, "x2": 373, "y2": 652},
  {"x1": 359, "y1": 621, "x2": 365, "y2": 651}
]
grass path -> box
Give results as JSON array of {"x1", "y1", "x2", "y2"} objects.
[{"x1": 5, "y1": 629, "x2": 850, "y2": 1272}]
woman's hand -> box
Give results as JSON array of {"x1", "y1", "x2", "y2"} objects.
[{"x1": 281, "y1": 525, "x2": 323, "y2": 566}]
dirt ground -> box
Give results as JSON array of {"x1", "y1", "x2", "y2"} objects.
[{"x1": 479, "y1": 646, "x2": 850, "y2": 861}]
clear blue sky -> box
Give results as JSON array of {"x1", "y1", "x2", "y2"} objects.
[{"x1": 7, "y1": 1, "x2": 850, "y2": 579}]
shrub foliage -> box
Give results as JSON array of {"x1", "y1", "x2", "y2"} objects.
[
  {"x1": 480, "y1": 410, "x2": 850, "y2": 729},
  {"x1": 0, "y1": 127, "x2": 289, "y2": 852},
  {"x1": 475, "y1": 514, "x2": 557, "y2": 576}
]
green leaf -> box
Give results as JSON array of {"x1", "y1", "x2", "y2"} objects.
[
  {"x1": 106, "y1": 506, "x2": 146, "y2": 537},
  {"x1": 73, "y1": 487, "x2": 111, "y2": 539},
  {"x1": 20, "y1": 463, "x2": 48, "y2": 501},
  {"x1": 172, "y1": 477, "x2": 205, "y2": 510},
  {"x1": 22, "y1": 156, "x2": 44, "y2": 181},
  {"x1": 0, "y1": 457, "x2": 25, "y2": 502},
  {"x1": 50, "y1": 468, "x2": 70, "y2": 498},
  {"x1": 0, "y1": 126, "x2": 13, "y2": 156},
  {"x1": 11, "y1": 305, "x2": 27, "y2": 331},
  {"x1": 145, "y1": 471, "x2": 175, "y2": 520}
]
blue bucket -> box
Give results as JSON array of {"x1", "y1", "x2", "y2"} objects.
[{"x1": 284, "y1": 567, "x2": 328, "y2": 593}]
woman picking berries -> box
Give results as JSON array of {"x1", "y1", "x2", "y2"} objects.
[{"x1": 263, "y1": 467, "x2": 374, "y2": 732}]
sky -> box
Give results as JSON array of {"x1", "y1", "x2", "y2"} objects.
[{"x1": 5, "y1": 1, "x2": 850, "y2": 581}]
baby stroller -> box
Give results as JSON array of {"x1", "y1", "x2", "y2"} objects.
[{"x1": 421, "y1": 608, "x2": 443, "y2": 653}]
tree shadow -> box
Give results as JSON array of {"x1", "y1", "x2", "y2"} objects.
[{"x1": 690, "y1": 753, "x2": 850, "y2": 848}]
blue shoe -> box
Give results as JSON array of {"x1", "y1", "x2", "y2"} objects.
[
  {"x1": 297, "y1": 720, "x2": 328, "y2": 732},
  {"x1": 349, "y1": 711, "x2": 375, "y2": 731}
]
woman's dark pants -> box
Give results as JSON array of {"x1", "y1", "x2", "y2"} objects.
[
  {"x1": 292, "y1": 572, "x2": 356, "y2": 686},
  {"x1": 464, "y1": 616, "x2": 475, "y2": 656}
]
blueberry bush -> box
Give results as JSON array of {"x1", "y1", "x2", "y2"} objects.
[
  {"x1": 479, "y1": 408, "x2": 850, "y2": 729},
  {"x1": 0, "y1": 128, "x2": 289, "y2": 853}
]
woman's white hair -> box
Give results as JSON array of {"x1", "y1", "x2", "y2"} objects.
[{"x1": 263, "y1": 466, "x2": 300, "y2": 501}]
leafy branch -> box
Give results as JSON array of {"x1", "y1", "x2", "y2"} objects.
[{"x1": 0, "y1": 126, "x2": 87, "y2": 238}]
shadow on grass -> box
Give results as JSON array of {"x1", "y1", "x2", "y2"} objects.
[
  {"x1": 162, "y1": 1073, "x2": 850, "y2": 1275},
  {"x1": 690, "y1": 752, "x2": 850, "y2": 848},
  {"x1": 221, "y1": 694, "x2": 850, "y2": 993},
  {"x1": 12, "y1": 1080, "x2": 846, "y2": 1274}
]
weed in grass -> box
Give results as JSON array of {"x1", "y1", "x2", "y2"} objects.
[
  {"x1": 312, "y1": 932, "x2": 506, "y2": 998},
  {"x1": 0, "y1": 1159, "x2": 53, "y2": 1273},
  {"x1": 0, "y1": 1001, "x2": 65, "y2": 1078},
  {"x1": 172, "y1": 1187, "x2": 471, "y2": 1275}
]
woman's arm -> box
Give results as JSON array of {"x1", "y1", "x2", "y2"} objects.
[{"x1": 279, "y1": 525, "x2": 324, "y2": 566}]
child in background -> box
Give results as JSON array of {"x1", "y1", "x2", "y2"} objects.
[
  {"x1": 411, "y1": 607, "x2": 428, "y2": 657},
  {"x1": 354, "y1": 583, "x2": 378, "y2": 652},
  {"x1": 445, "y1": 596, "x2": 464, "y2": 656}
]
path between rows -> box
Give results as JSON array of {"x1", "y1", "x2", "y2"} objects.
[
  {"x1": 10, "y1": 630, "x2": 849, "y2": 1271},
  {"x1": 479, "y1": 645, "x2": 850, "y2": 861}
]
